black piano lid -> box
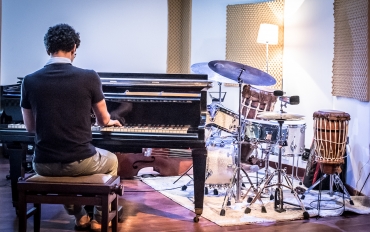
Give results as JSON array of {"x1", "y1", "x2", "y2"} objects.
[
  {"x1": 98, "y1": 72, "x2": 208, "y2": 80},
  {"x1": 98, "y1": 72, "x2": 211, "y2": 88}
]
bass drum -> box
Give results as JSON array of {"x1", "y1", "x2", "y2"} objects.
[{"x1": 205, "y1": 144, "x2": 237, "y2": 189}]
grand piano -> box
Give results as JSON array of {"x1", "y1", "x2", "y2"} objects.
[{"x1": 0, "y1": 72, "x2": 212, "y2": 222}]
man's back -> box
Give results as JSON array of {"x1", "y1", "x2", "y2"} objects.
[{"x1": 21, "y1": 63, "x2": 104, "y2": 163}]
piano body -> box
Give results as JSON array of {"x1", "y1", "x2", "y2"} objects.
[{"x1": 0, "y1": 72, "x2": 211, "y2": 221}]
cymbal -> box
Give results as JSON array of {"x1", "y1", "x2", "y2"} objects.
[
  {"x1": 257, "y1": 112, "x2": 305, "y2": 121},
  {"x1": 191, "y1": 62, "x2": 236, "y2": 83},
  {"x1": 208, "y1": 60, "x2": 276, "y2": 86}
]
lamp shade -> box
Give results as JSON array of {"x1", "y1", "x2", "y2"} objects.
[{"x1": 257, "y1": 23, "x2": 278, "y2": 45}]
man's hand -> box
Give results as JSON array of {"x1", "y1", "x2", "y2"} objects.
[{"x1": 104, "y1": 119, "x2": 122, "y2": 127}]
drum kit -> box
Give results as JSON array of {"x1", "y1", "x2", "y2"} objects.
[{"x1": 192, "y1": 60, "x2": 310, "y2": 219}]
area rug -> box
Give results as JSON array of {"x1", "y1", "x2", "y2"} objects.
[{"x1": 141, "y1": 175, "x2": 370, "y2": 226}]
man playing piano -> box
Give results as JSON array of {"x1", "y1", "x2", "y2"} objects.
[{"x1": 20, "y1": 23, "x2": 121, "y2": 230}]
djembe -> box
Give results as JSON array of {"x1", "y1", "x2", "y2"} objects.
[
  {"x1": 313, "y1": 110, "x2": 350, "y2": 174},
  {"x1": 301, "y1": 109, "x2": 353, "y2": 205}
]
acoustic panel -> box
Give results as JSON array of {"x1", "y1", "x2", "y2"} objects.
[
  {"x1": 167, "y1": 0, "x2": 192, "y2": 74},
  {"x1": 226, "y1": 0, "x2": 284, "y2": 89},
  {"x1": 332, "y1": 0, "x2": 369, "y2": 101}
]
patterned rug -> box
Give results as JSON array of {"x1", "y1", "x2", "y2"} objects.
[{"x1": 141, "y1": 175, "x2": 370, "y2": 226}]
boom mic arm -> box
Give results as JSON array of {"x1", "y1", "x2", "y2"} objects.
[
  {"x1": 279, "y1": 95, "x2": 300, "y2": 105},
  {"x1": 273, "y1": 90, "x2": 286, "y2": 96}
]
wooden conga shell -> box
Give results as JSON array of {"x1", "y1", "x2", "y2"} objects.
[
  {"x1": 313, "y1": 110, "x2": 350, "y2": 175},
  {"x1": 241, "y1": 85, "x2": 277, "y2": 119},
  {"x1": 320, "y1": 163, "x2": 342, "y2": 175}
]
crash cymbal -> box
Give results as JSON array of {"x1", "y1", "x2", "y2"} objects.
[
  {"x1": 191, "y1": 62, "x2": 236, "y2": 83},
  {"x1": 257, "y1": 112, "x2": 305, "y2": 121},
  {"x1": 208, "y1": 60, "x2": 276, "y2": 86}
]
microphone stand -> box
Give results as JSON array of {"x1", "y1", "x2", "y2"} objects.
[{"x1": 244, "y1": 100, "x2": 309, "y2": 219}]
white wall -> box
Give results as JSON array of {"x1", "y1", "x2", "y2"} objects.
[
  {"x1": 191, "y1": 0, "x2": 270, "y2": 112},
  {"x1": 284, "y1": 0, "x2": 370, "y2": 195},
  {"x1": 1, "y1": 0, "x2": 167, "y2": 85},
  {"x1": 2, "y1": 0, "x2": 368, "y2": 195}
]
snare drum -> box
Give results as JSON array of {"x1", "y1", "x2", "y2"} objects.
[
  {"x1": 241, "y1": 85, "x2": 278, "y2": 119},
  {"x1": 243, "y1": 119, "x2": 287, "y2": 143},
  {"x1": 205, "y1": 144, "x2": 237, "y2": 188},
  {"x1": 273, "y1": 121, "x2": 306, "y2": 156},
  {"x1": 206, "y1": 103, "x2": 241, "y2": 134}
]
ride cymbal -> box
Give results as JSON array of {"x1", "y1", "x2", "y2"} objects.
[{"x1": 208, "y1": 60, "x2": 276, "y2": 86}]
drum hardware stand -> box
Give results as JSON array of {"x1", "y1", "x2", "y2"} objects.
[
  {"x1": 219, "y1": 67, "x2": 259, "y2": 216},
  {"x1": 245, "y1": 119, "x2": 309, "y2": 219},
  {"x1": 300, "y1": 173, "x2": 354, "y2": 205},
  {"x1": 258, "y1": 143, "x2": 276, "y2": 200},
  {"x1": 235, "y1": 68, "x2": 246, "y2": 203},
  {"x1": 290, "y1": 152, "x2": 303, "y2": 185},
  {"x1": 209, "y1": 81, "x2": 227, "y2": 103}
]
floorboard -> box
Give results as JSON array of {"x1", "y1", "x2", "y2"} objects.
[{"x1": 0, "y1": 155, "x2": 369, "y2": 232}]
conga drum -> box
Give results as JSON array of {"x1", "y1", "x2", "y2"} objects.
[
  {"x1": 313, "y1": 110, "x2": 350, "y2": 174},
  {"x1": 241, "y1": 84, "x2": 278, "y2": 119}
]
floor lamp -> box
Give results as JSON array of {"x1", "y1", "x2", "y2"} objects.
[{"x1": 257, "y1": 23, "x2": 279, "y2": 74}]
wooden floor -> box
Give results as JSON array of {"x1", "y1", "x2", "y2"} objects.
[{"x1": 1, "y1": 155, "x2": 370, "y2": 232}]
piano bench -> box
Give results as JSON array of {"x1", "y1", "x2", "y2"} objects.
[{"x1": 17, "y1": 174, "x2": 124, "y2": 232}]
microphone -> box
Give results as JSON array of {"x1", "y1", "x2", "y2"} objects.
[
  {"x1": 279, "y1": 95, "x2": 300, "y2": 105},
  {"x1": 273, "y1": 90, "x2": 286, "y2": 96}
]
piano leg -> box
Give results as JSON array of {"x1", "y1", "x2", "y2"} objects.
[
  {"x1": 6, "y1": 143, "x2": 27, "y2": 213},
  {"x1": 191, "y1": 148, "x2": 207, "y2": 222}
]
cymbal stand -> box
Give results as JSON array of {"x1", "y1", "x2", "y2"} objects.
[
  {"x1": 235, "y1": 68, "x2": 245, "y2": 203},
  {"x1": 255, "y1": 142, "x2": 275, "y2": 200},
  {"x1": 245, "y1": 119, "x2": 309, "y2": 219}
]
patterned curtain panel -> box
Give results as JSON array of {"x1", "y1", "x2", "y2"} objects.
[
  {"x1": 226, "y1": 0, "x2": 284, "y2": 89},
  {"x1": 332, "y1": 0, "x2": 369, "y2": 101},
  {"x1": 167, "y1": 0, "x2": 192, "y2": 74}
]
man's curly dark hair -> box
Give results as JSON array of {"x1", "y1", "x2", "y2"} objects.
[{"x1": 44, "y1": 24, "x2": 81, "y2": 54}]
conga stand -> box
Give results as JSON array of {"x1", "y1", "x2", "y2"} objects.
[
  {"x1": 245, "y1": 119, "x2": 309, "y2": 219},
  {"x1": 301, "y1": 172, "x2": 354, "y2": 205}
]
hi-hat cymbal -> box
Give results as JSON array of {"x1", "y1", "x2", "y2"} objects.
[
  {"x1": 257, "y1": 112, "x2": 305, "y2": 120},
  {"x1": 208, "y1": 60, "x2": 276, "y2": 86},
  {"x1": 191, "y1": 62, "x2": 236, "y2": 83}
]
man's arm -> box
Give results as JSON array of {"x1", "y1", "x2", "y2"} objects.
[
  {"x1": 21, "y1": 108, "x2": 36, "y2": 133},
  {"x1": 92, "y1": 99, "x2": 122, "y2": 127}
]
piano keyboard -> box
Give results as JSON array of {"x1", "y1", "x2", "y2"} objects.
[
  {"x1": 7, "y1": 124, "x2": 190, "y2": 134},
  {"x1": 93, "y1": 124, "x2": 190, "y2": 134},
  {"x1": 7, "y1": 124, "x2": 26, "y2": 129}
]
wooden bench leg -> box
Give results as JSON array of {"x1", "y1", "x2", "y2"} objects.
[
  {"x1": 34, "y1": 203, "x2": 41, "y2": 232},
  {"x1": 18, "y1": 191, "x2": 27, "y2": 232},
  {"x1": 101, "y1": 196, "x2": 109, "y2": 232},
  {"x1": 111, "y1": 195, "x2": 118, "y2": 232}
]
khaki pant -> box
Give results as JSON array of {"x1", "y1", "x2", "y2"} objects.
[{"x1": 33, "y1": 147, "x2": 118, "y2": 222}]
